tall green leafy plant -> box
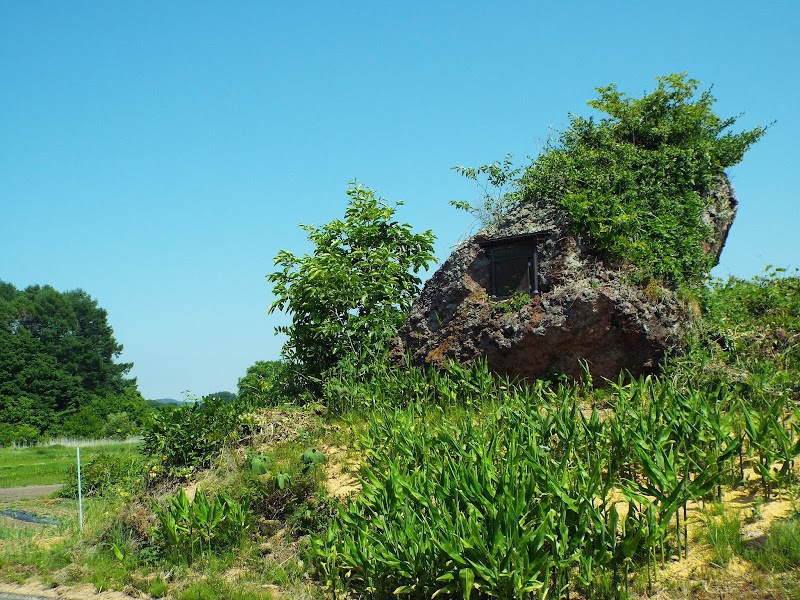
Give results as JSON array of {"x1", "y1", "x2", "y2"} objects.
[
  {"x1": 268, "y1": 183, "x2": 435, "y2": 389},
  {"x1": 153, "y1": 488, "x2": 249, "y2": 564},
  {"x1": 142, "y1": 396, "x2": 240, "y2": 480}
]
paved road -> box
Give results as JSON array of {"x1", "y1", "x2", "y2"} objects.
[{"x1": 0, "y1": 485, "x2": 62, "y2": 502}]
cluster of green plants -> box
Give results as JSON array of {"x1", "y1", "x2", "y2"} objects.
[
  {"x1": 142, "y1": 395, "x2": 242, "y2": 480},
  {"x1": 152, "y1": 488, "x2": 249, "y2": 564},
  {"x1": 322, "y1": 355, "x2": 499, "y2": 414},
  {"x1": 312, "y1": 360, "x2": 800, "y2": 599},
  {"x1": 58, "y1": 451, "x2": 144, "y2": 499},
  {"x1": 454, "y1": 74, "x2": 767, "y2": 288},
  {"x1": 237, "y1": 359, "x2": 301, "y2": 408},
  {"x1": 681, "y1": 268, "x2": 800, "y2": 398},
  {"x1": 239, "y1": 443, "x2": 335, "y2": 537}
]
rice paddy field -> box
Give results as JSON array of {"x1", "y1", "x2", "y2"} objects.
[{"x1": 0, "y1": 440, "x2": 142, "y2": 489}]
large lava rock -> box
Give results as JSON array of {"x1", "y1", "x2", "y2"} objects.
[{"x1": 391, "y1": 175, "x2": 738, "y2": 381}]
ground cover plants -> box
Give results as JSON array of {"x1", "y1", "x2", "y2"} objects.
[
  {"x1": 1, "y1": 321, "x2": 799, "y2": 599},
  {"x1": 312, "y1": 360, "x2": 799, "y2": 599},
  {"x1": 0, "y1": 409, "x2": 332, "y2": 599}
]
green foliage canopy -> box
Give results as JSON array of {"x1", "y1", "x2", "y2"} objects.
[
  {"x1": 522, "y1": 73, "x2": 767, "y2": 287},
  {"x1": 237, "y1": 360, "x2": 296, "y2": 407},
  {"x1": 0, "y1": 280, "x2": 144, "y2": 442},
  {"x1": 455, "y1": 74, "x2": 767, "y2": 288},
  {"x1": 268, "y1": 183, "x2": 436, "y2": 384}
]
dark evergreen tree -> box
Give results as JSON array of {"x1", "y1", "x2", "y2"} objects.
[{"x1": 0, "y1": 280, "x2": 145, "y2": 443}]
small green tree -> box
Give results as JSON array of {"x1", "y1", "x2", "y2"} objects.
[
  {"x1": 237, "y1": 360, "x2": 294, "y2": 407},
  {"x1": 268, "y1": 183, "x2": 435, "y2": 386},
  {"x1": 450, "y1": 153, "x2": 522, "y2": 227}
]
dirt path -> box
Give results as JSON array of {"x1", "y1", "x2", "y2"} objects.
[
  {"x1": 0, "y1": 583, "x2": 139, "y2": 600},
  {"x1": 0, "y1": 485, "x2": 62, "y2": 502}
]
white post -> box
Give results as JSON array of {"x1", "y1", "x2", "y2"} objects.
[{"x1": 77, "y1": 446, "x2": 83, "y2": 533}]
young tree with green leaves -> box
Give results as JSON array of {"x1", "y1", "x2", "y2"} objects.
[
  {"x1": 237, "y1": 360, "x2": 296, "y2": 408},
  {"x1": 268, "y1": 183, "x2": 436, "y2": 387}
]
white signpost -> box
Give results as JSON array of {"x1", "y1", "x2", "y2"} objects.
[{"x1": 76, "y1": 446, "x2": 83, "y2": 533}]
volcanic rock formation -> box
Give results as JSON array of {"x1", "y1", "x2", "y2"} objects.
[{"x1": 391, "y1": 175, "x2": 738, "y2": 381}]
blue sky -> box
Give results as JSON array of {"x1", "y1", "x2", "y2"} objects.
[{"x1": 1, "y1": 1, "x2": 797, "y2": 399}]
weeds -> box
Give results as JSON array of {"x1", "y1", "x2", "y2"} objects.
[
  {"x1": 705, "y1": 510, "x2": 742, "y2": 567},
  {"x1": 746, "y1": 515, "x2": 800, "y2": 571}
]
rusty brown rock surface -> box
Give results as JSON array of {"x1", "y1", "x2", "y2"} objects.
[{"x1": 391, "y1": 176, "x2": 738, "y2": 382}]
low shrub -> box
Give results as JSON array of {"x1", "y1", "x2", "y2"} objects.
[
  {"x1": 0, "y1": 422, "x2": 41, "y2": 447},
  {"x1": 142, "y1": 396, "x2": 240, "y2": 480},
  {"x1": 59, "y1": 452, "x2": 144, "y2": 498}
]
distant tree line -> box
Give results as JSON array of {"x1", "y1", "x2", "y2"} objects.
[{"x1": 0, "y1": 280, "x2": 149, "y2": 445}]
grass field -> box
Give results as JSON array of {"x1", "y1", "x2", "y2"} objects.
[{"x1": 0, "y1": 441, "x2": 143, "y2": 488}]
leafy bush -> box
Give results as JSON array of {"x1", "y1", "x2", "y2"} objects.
[
  {"x1": 243, "y1": 446, "x2": 327, "y2": 525},
  {"x1": 58, "y1": 391, "x2": 152, "y2": 440},
  {"x1": 236, "y1": 360, "x2": 300, "y2": 408},
  {"x1": 673, "y1": 270, "x2": 800, "y2": 416},
  {"x1": 457, "y1": 74, "x2": 766, "y2": 288},
  {"x1": 268, "y1": 183, "x2": 436, "y2": 389},
  {"x1": 0, "y1": 422, "x2": 41, "y2": 446},
  {"x1": 142, "y1": 396, "x2": 240, "y2": 480},
  {"x1": 59, "y1": 452, "x2": 144, "y2": 498},
  {"x1": 527, "y1": 73, "x2": 766, "y2": 287},
  {"x1": 451, "y1": 154, "x2": 522, "y2": 226}
]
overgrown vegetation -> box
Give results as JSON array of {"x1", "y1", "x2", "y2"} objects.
[
  {"x1": 2, "y1": 271, "x2": 799, "y2": 599},
  {"x1": 142, "y1": 395, "x2": 241, "y2": 480},
  {"x1": 2, "y1": 75, "x2": 797, "y2": 600},
  {"x1": 152, "y1": 488, "x2": 249, "y2": 564},
  {"x1": 455, "y1": 73, "x2": 767, "y2": 288},
  {"x1": 237, "y1": 359, "x2": 299, "y2": 408},
  {"x1": 311, "y1": 355, "x2": 799, "y2": 599}
]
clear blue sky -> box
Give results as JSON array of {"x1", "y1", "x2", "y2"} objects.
[{"x1": 1, "y1": 1, "x2": 796, "y2": 400}]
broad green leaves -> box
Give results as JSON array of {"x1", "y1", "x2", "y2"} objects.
[
  {"x1": 268, "y1": 183, "x2": 435, "y2": 387},
  {"x1": 312, "y1": 363, "x2": 800, "y2": 599},
  {"x1": 153, "y1": 488, "x2": 249, "y2": 564}
]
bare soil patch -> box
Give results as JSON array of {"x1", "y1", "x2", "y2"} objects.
[
  {"x1": 0, "y1": 486, "x2": 61, "y2": 503},
  {"x1": 0, "y1": 582, "x2": 140, "y2": 600}
]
